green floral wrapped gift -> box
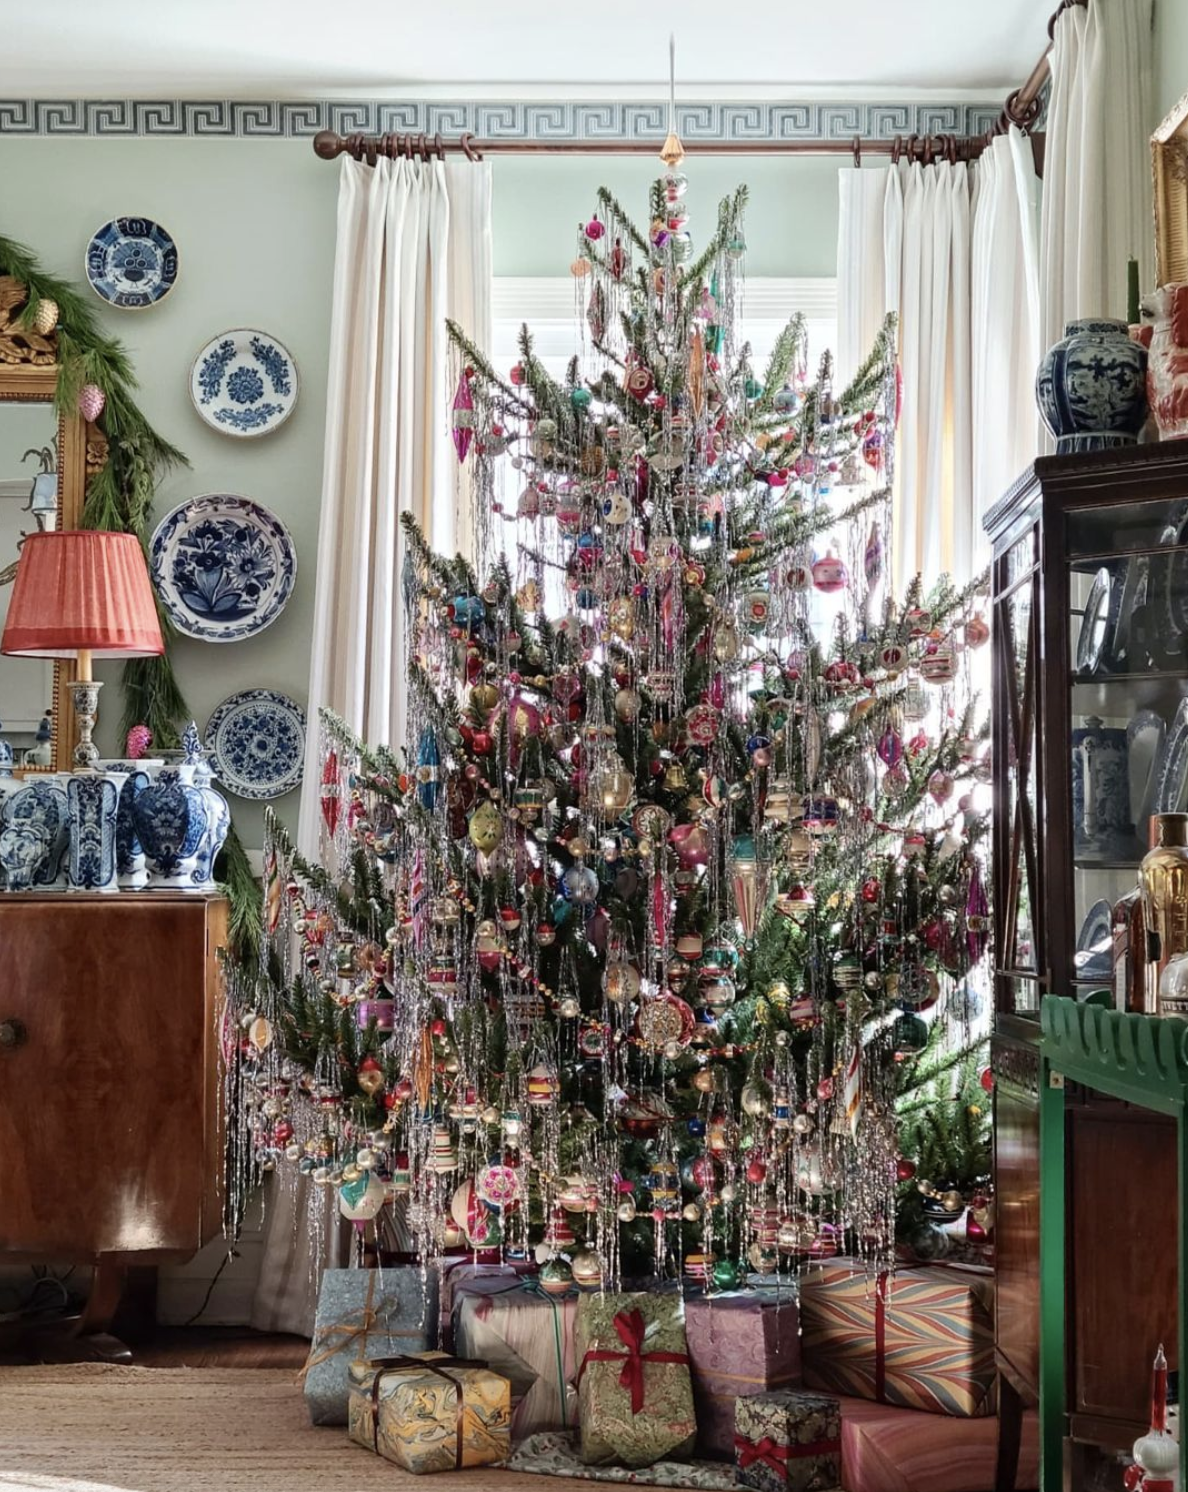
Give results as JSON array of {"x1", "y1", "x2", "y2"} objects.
[
  {"x1": 734, "y1": 1389, "x2": 841, "y2": 1492},
  {"x1": 575, "y1": 1291, "x2": 696, "y2": 1468}
]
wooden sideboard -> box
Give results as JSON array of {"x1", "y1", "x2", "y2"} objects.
[{"x1": 0, "y1": 893, "x2": 227, "y2": 1355}]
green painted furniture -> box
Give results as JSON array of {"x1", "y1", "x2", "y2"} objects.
[{"x1": 1040, "y1": 997, "x2": 1186, "y2": 1491}]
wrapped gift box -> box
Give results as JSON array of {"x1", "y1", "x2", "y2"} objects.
[
  {"x1": 347, "y1": 1351, "x2": 511, "y2": 1473},
  {"x1": 799, "y1": 1260, "x2": 994, "y2": 1418},
  {"x1": 453, "y1": 1276, "x2": 579, "y2": 1440},
  {"x1": 439, "y1": 1258, "x2": 533, "y2": 1350},
  {"x1": 303, "y1": 1266, "x2": 439, "y2": 1426},
  {"x1": 834, "y1": 1393, "x2": 1038, "y2": 1492},
  {"x1": 576, "y1": 1290, "x2": 697, "y2": 1469},
  {"x1": 734, "y1": 1388, "x2": 841, "y2": 1492},
  {"x1": 685, "y1": 1292, "x2": 801, "y2": 1458}
]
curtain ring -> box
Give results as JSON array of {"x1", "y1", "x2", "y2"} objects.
[
  {"x1": 891, "y1": 135, "x2": 902, "y2": 164},
  {"x1": 364, "y1": 134, "x2": 378, "y2": 167},
  {"x1": 851, "y1": 135, "x2": 862, "y2": 169},
  {"x1": 460, "y1": 132, "x2": 483, "y2": 162},
  {"x1": 418, "y1": 132, "x2": 430, "y2": 162},
  {"x1": 433, "y1": 132, "x2": 445, "y2": 161}
]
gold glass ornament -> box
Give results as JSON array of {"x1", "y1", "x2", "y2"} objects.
[
  {"x1": 468, "y1": 799, "x2": 503, "y2": 854},
  {"x1": 608, "y1": 595, "x2": 636, "y2": 640}
]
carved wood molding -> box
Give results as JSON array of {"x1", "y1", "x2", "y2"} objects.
[
  {"x1": 85, "y1": 421, "x2": 109, "y2": 476},
  {"x1": 0, "y1": 277, "x2": 57, "y2": 367},
  {"x1": 992, "y1": 1036, "x2": 1040, "y2": 1095}
]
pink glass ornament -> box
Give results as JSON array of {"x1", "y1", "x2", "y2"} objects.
[{"x1": 451, "y1": 371, "x2": 475, "y2": 463}]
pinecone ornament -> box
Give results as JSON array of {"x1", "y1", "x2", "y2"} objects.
[
  {"x1": 78, "y1": 384, "x2": 105, "y2": 423},
  {"x1": 32, "y1": 298, "x2": 59, "y2": 335}
]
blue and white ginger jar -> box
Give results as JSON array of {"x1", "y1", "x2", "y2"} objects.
[{"x1": 1036, "y1": 317, "x2": 1148, "y2": 453}]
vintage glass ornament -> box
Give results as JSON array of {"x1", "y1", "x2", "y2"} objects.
[
  {"x1": 540, "y1": 1257, "x2": 575, "y2": 1295},
  {"x1": 812, "y1": 550, "x2": 848, "y2": 593},
  {"x1": 339, "y1": 1170, "x2": 386, "y2": 1221},
  {"x1": 526, "y1": 1064, "x2": 560, "y2": 1106},
  {"x1": 605, "y1": 960, "x2": 641, "y2": 1004},
  {"x1": 741, "y1": 1081, "x2": 771, "y2": 1117},
  {"x1": 562, "y1": 863, "x2": 600, "y2": 904},
  {"x1": 730, "y1": 833, "x2": 767, "y2": 937},
  {"x1": 468, "y1": 799, "x2": 502, "y2": 854}
]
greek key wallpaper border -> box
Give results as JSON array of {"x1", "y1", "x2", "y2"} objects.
[{"x1": 0, "y1": 99, "x2": 1002, "y2": 141}]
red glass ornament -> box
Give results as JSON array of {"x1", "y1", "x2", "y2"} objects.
[
  {"x1": 745, "y1": 1158, "x2": 768, "y2": 1184},
  {"x1": 979, "y1": 1066, "x2": 994, "y2": 1093},
  {"x1": 896, "y1": 1157, "x2": 917, "y2": 1182}
]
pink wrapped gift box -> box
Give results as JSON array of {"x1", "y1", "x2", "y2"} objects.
[
  {"x1": 685, "y1": 1292, "x2": 801, "y2": 1458},
  {"x1": 835, "y1": 1393, "x2": 1038, "y2": 1492}
]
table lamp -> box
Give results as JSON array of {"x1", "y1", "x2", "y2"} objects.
[{"x1": 1, "y1": 530, "x2": 164, "y2": 769}]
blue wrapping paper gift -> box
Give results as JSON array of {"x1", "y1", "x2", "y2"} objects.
[{"x1": 303, "y1": 1266, "x2": 440, "y2": 1425}]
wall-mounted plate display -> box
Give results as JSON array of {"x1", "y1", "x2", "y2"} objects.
[
  {"x1": 149, "y1": 494, "x2": 296, "y2": 644},
  {"x1": 85, "y1": 218, "x2": 179, "y2": 309},
  {"x1": 205, "y1": 689, "x2": 306, "y2": 801},
  {"x1": 190, "y1": 328, "x2": 298, "y2": 437}
]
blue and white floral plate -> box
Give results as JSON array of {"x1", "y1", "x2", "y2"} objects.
[
  {"x1": 85, "y1": 217, "x2": 179, "y2": 309},
  {"x1": 149, "y1": 494, "x2": 296, "y2": 643},
  {"x1": 190, "y1": 328, "x2": 298, "y2": 437},
  {"x1": 205, "y1": 689, "x2": 306, "y2": 801}
]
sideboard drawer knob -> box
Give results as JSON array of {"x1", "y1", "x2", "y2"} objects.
[{"x1": 0, "y1": 1019, "x2": 27, "y2": 1049}]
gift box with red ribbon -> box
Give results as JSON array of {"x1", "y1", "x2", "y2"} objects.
[
  {"x1": 799, "y1": 1259, "x2": 994, "y2": 1418},
  {"x1": 575, "y1": 1290, "x2": 697, "y2": 1468},
  {"x1": 685, "y1": 1292, "x2": 801, "y2": 1458},
  {"x1": 734, "y1": 1388, "x2": 841, "y2": 1492}
]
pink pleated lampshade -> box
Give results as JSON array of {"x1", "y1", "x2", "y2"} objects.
[{"x1": 1, "y1": 530, "x2": 164, "y2": 659}]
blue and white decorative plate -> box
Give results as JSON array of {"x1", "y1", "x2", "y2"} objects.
[
  {"x1": 85, "y1": 217, "x2": 179, "y2": 309},
  {"x1": 205, "y1": 690, "x2": 306, "y2": 801},
  {"x1": 190, "y1": 328, "x2": 298, "y2": 437},
  {"x1": 149, "y1": 494, "x2": 296, "y2": 643}
]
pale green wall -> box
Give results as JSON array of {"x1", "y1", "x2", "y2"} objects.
[
  {"x1": 0, "y1": 138, "x2": 839, "y2": 846},
  {"x1": 1156, "y1": 0, "x2": 1188, "y2": 120}
]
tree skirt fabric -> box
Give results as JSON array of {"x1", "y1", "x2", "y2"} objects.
[{"x1": 510, "y1": 1433, "x2": 739, "y2": 1488}]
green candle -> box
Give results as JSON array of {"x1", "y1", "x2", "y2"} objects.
[{"x1": 1128, "y1": 257, "x2": 1141, "y2": 325}]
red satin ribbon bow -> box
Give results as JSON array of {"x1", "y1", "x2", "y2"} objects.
[
  {"x1": 578, "y1": 1307, "x2": 690, "y2": 1415},
  {"x1": 734, "y1": 1435, "x2": 792, "y2": 1474}
]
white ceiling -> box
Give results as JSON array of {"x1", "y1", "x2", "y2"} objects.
[{"x1": 2, "y1": 1, "x2": 1041, "y2": 98}]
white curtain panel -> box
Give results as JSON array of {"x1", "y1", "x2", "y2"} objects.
[
  {"x1": 836, "y1": 135, "x2": 1040, "y2": 592},
  {"x1": 297, "y1": 154, "x2": 492, "y2": 857},
  {"x1": 1039, "y1": 0, "x2": 1154, "y2": 359},
  {"x1": 971, "y1": 130, "x2": 1042, "y2": 570}
]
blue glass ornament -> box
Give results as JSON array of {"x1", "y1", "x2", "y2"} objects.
[
  {"x1": 687, "y1": 1117, "x2": 706, "y2": 1138},
  {"x1": 416, "y1": 729, "x2": 440, "y2": 810}
]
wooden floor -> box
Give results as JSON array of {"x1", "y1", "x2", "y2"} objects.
[{"x1": 0, "y1": 1323, "x2": 310, "y2": 1369}]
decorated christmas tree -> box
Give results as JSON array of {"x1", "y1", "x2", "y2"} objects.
[{"x1": 226, "y1": 137, "x2": 991, "y2": 1288}]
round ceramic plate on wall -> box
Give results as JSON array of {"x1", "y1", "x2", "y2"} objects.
[
  {"x1": 205, "y1": 689, "x2": 306, "y2": 801},
  {"x1": 149, "y1": 493, "x2": 296, "y2": 643},
  {"x1": 190, "y1": 328, "x2": 299, "y2": 437},
  {"x1": 84, "y1": 217, "x2": 179, "y2": 310}
]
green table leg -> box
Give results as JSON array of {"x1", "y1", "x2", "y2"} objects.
[{"x1": 1039, "y1": 1062, "x2": 1066, "y2": 1492}]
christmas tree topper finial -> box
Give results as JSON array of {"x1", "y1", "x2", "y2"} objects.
[{"x1": 660, "y1": 33, "x2": 685, "y2": 169}]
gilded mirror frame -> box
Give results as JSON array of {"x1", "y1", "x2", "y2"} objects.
[
  {"x1": 1153, "y1": 90, "x2": 1188, "y2": 287},
  {"x1": 0, "y1": 276, "x2": 103, "y2": 774}
]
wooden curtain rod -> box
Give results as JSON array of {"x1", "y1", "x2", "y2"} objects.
[{"x1": 313, "y1": 0, "x2": 1082, "y2": 170}]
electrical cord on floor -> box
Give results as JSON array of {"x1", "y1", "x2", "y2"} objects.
[{"x1": 183, "y1": 1249, "x2": 239, "y2": 1327}]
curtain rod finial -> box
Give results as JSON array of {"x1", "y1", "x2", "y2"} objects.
[{"x1": 313, "y1": 130, "x2": 341, "y2": 161}]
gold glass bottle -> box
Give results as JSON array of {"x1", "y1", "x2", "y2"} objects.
[{"x1": 1139, "y1": 813, "x2": 1188, "y2": 1006}]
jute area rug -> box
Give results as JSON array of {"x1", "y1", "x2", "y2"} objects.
[{"x1": 0, "y1": 1364, "x2": 593, "y2": 1492}]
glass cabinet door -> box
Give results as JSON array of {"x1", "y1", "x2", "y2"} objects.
[{"x1": 1066, "y1": 493, "x2": 1188, "y2": 1006}]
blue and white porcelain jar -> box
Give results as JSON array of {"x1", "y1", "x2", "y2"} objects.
[
  {"x1": 190, "y1": 754, "x2": 231, "y2": 892},
  {"x1": 115, "y1": 767, "x2": 154, "y2": 890},
  {"x1": 1, "y1": 776, "x2": 70, "y2": 889},
  {"x1": 67, "y1": 771, "x2": 126, "y2": 891},
  {"x1": 134, "y1": 763, "x2": 209, "y2": 888},
  {"x1": 1036, "y1": 318, "x2": 1149, "y2": 453}
]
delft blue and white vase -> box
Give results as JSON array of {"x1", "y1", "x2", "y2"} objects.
[
  {"x1": 191, "y1": 756, "x2": 231, "y2": 892},
  {"x1": 115, "y1": 768, "x2": 154, "y2": 890},
  {"x1": 1036, "y1": 318, "x2": 1149, "y2": 453},
  {"x1": 1072, "y1": 716, "x2": 1135, "y2": 862},
  {"x1": 67, "y1": 771, "x2": 126, "y2": 892},
  {"x1": 0, "y1": 722, "x2": 13, "y2": 780},
  {"x1": 135, "y1": 763, "x2": 209, "y2": 889},
  {"x1": 0, "y1": 822, "x2": 51, "y2": 891},
  {"x1": 2, "y1": 776, "x2": 70, "y2": 888}
]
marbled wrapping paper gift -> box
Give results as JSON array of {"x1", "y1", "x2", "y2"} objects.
[
  {"x1": 575, "y1": 1291, "x2": 696, "y2": 1469},
  {"x1": 347, "y1": 1351, "x2": 511, "y2": 1473},
  {"x1": 685, "y1": 1292, "x2": 801, "y2": 1458},
  {"x1": 799, "y1": 1260, "x2": 995, "y2": 1417},
  {"x1": 734, "y1": 1389, "x2": 841, "y2": 1492}
]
